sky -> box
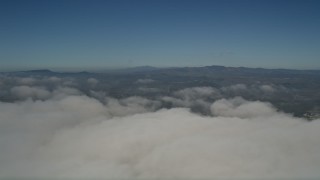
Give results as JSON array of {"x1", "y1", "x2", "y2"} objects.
[{"x1": 0, "y1": 0, "x2": 320, "y2": 70}]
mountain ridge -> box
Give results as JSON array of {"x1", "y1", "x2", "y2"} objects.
[{"x1": 2, "y1": 65, "x2": 320, "y2": 75}]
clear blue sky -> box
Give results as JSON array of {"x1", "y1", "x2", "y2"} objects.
[{"x1": 0, "y1": 0, "x2": 319, "y2": 70}]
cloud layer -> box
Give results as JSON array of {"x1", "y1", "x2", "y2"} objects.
[
  {"x1": 0, "y1": 93, "x2": 319, "y2": 178},
  {"x1": 0, "y1": 75, "x2": 319, "y2": 179}
]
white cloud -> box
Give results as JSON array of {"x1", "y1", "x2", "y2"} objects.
[
  {"x1": 62, "y1": 78, "x2": 78, "y2": 87},
  {"x1": 47, "y1": 76, "x2": 62, "y2": 83},
  {"x1": 174, "y1": 87, "x2": 220, "y2": 100},
  {"x1": 11, "y1": 86, "x2": 51, "y2": 100},
  {"x1": 17, "y1": 77, "x2": 37, "y2": 85},
  {"x1": 161, "y1": 87, "x2": 220, "y2": 114},
  {"x1": 105, "y1": 96, "x2": 161, "y2": 117},
  {"x1": 260, "y1": 84, "x2": 275, "y2": 93},
  {"x1": 211, "y1": 97, "x2": 277, "y2": 118},
  {"x1": 221, "y1": 84, "x2": 247, "y2": 92},
  {"x1": 0, "y1": 94, "x2": 319, "y2": 178},
  {"x1": 87, "y1": 78, "x2": 99, "y2": 86},
  {"x1": 10, "y1": 85, "x2": 82, "y2": 101},
  {"x1": 136, "y1": 79, "x2": 155, "y2": 84},
  {"x1": 138, "y1": 87, "x2": 161, "y2": 93},
  {"x1": 51, "y1": 87, "x2": 82, "y2": 99}
]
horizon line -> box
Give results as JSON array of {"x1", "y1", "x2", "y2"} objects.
[{"x1": 1, "y1": 64, "x2": 320, "y2": 73}]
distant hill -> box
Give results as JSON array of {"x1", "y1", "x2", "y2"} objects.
[
  {"x1": 1, "y1": 69, "x2": 96, "y2": 77},
  {"x1": 1, "y1": 69, "x2": 58, "y2": 76},
  {"x1": 102, "y1": 66, "x2": 160, "y2": 74},
  {"x1": 22, "y1": 69, "x2": 54, "y2": 73},
  {"x1": 133, "y1": 65, "x2": 320, "y2": 78},
  {"x1": 2, "y1": 65, "x2": 320, "y2": 77}
]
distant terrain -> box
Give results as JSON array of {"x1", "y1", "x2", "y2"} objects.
[{"x1": 1, "y1": 65, "x2": 320, "y2": 119}]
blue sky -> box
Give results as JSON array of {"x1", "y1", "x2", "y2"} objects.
[{"x1": 0, "y1": 0, "x2": 319, "y2": 70}]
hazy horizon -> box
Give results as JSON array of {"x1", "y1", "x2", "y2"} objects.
[{"x1": 2, "y1": 64, "x2": 320, "y2": 73}]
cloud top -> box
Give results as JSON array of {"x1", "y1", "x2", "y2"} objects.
[
  {"x1": 211, "y1": 97, "x2": 277, "y2": 118},
  {"x1": 0, "y1": 93, "x2": 319, "y2": 178},
  {"x1": 0, "y1": 75, "x2": 319, "y2": 179}
]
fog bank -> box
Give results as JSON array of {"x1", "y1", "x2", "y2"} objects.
[{"x1": 0, "y1": 93, "x2": 319, "y2": 178}]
